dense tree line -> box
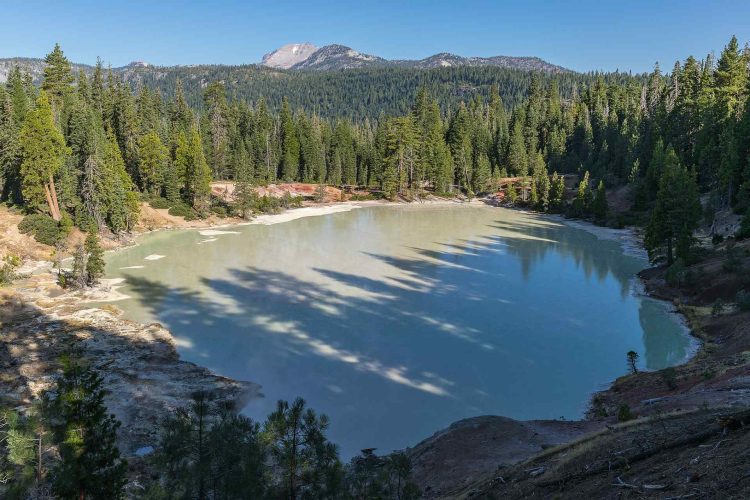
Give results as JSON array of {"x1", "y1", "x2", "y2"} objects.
[
  {"x1": 124, "y1": 63, "x2": 640, "y2": 121},
  {"x1": 2, "y1": 38, "x2": 750, "y2": 264}
]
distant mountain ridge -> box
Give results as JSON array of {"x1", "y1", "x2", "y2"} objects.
[
  {"x1": 260, "y1": 43, "x2": 569, "y2": 73},
  {"x1": 0, "y1": 43, "x2": 568, "y2": 84},
  {"x1": 0, "y1": 58, "x2": 156, "y2": 84}
]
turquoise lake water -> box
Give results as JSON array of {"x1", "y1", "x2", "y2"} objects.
[{"x1": 102, "y1": 204, "x2": 693, "y2": 457}]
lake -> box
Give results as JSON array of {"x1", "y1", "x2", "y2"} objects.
[{"x1": 103, "y1": 204, "x2": 693, "y2": 457}]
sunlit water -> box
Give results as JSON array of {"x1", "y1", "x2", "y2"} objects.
[{"x1": 102, "y1": 205, "x2": 693, "y2": 457}]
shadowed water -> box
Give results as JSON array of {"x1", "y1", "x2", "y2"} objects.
[{"x1": 102, "y1": 205, "x2": 692, "y2": 457}]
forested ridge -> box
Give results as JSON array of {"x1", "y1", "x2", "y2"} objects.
[
  {"x1": 1, "y1": 55, "x2": 631, "y2": 119},
  {"x1": 125, "y1": 63, "x2": 636, "y2": 120},
  {"x1": 1, "y1": 37, "x2": 750, "y2": 262}
]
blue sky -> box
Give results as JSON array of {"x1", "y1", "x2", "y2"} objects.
[{"x1": 2, "y1": 0, "x2": 749, "y2": 73}]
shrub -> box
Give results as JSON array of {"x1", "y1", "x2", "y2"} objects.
[
  {"x1": 665, "y1": 259, "x2": 698, "y2": 287},
  {"x1": 349, "y1": 193, "x2": 376, "y2": 201},
  {"x1": 254, "y1": 195, "x2": 282, "y2": 214},
  {"x1": 712, "y1": 233, "x2": 725, "y2": 245},
  {"x1": 712, "y1": 299, "x2": 725, "y2": 316},
  {"x1": 617, "y1": 404, "x2": 635, "y2": 422},
  {"x1": 18, "y1": 214, "x2": 68, "y2": 245},
  {"x1": 168, "y1": 203, "x2": 199, "y2": 220},
  {"x1": 279, "y1": 192, "x2": 303, "y2": 209},
  {"x1": 210, "y1": 205, "x2": 228, "y2": 218},
  {"x1": 736, "y1": 290, "x2": 750, "y2": 312},
  {"x1": 149, "y1": 197, "x2": 172, "y2": 209},
  {"x1": 0, "y1": 255, "x2": 21, "y2": 285},
  {"x1": 659, "y1": 367, "x2": 678, "y2": 390},
  {"x1": 590, "y1": 395, "x2": 608, "y2": 418}
]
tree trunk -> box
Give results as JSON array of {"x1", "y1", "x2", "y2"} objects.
[
  {"x1": 43, "y1": 183, "x2": 60, "y2": 221},
  {"x1": 36, "y1": 432, "x2": 43, "y2": 483},
  {"x1": 49, "y1": 174, "x2": 61, "y2": 220},
  {"x1": 667, "y1": 237, "x2": 673, "y2": 266}
]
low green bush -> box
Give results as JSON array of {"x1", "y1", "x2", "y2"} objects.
[
  {"x1": 0, "y1": 255, "x2": 20, "y2": 286},
  {"x1": 617, "y1": 404, "x2": 635, "y2": 422},
  {"x1": 18, "y1": 214, "x2": 68, "y2": 245},
  {"x1": 210, "y1": 205, "x2": 228, "y2": 218},
  {"x1": 349, "y1": 193, "x2": 376, "y2": 201},
  {"x1": 168, "y1": 203, "x2": 199, "y2": 220},
  {"x1": 659, "y1": 367, "x2": 678, "y2": 390},
  {"x1": 149, "y1": 197, "x2": 172, "y2": 209}
]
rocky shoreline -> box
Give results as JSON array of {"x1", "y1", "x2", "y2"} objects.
[{"x1": 1, "y1": 272, "x2": 260, "y2": 456}]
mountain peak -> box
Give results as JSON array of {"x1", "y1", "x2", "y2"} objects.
[{"x1": 261, "y1": 43, "x2": 318, "y2": 69}]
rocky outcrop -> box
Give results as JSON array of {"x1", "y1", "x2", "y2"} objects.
[{"x1": 1, "y1": 273, "x2": 260, "y2": 456}]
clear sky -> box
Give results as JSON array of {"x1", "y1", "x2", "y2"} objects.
[{"x1": 2, "y1": 0, "x2": 749, "y2": 73}]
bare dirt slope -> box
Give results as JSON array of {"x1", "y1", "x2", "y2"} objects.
[
  {"x1": 408, "y1": 416, "x2": 602, "y2": 498},
  {"x1": 462, "y1": 408, "x2": 750, "y2": 499},
  {"x1": 0, "y1": 205, "x2": 53, "y2": 261}
]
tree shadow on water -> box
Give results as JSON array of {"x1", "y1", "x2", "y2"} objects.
[{"x1": 116, "y1": 220, "x2": 671, "y2": 455}]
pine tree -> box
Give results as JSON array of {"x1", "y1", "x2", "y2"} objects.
[
  {"x1": 41, "y1": 43, "x2": 74, "y2": 106},
  {"x1": 645, "y1": 149, "x2": 702, "y2": 265},
  {"x1": 137, "y1": 131, "x2": 168, "y2": 195},
  {"x1": 43, "y1": 356, "x2": 126, "y2": 499},
  {"x1": 714, "y1": 36, "x2": 749, "y2": 120},
  {"x1": 233, "y1": 141, "x2": 257, "y2": 219},
  {"x1": 279, "y1": 97, "x2": 300, "y2": 181},
  {"x1": 506, "y1": 110, "x2": 528, "y2": 176},
  {"x1": 19, "y1": 92, "x2": 69, "y2": 220},
  {"x1": 381, "y1": 116, "x2": 418, "y2": 198},
  {"x1": 572, "y1": 171, "x2": 591, "y2": 217},
  {"x1": 84, "y1": 228, "x2": 105, "y2": 285},
  {"x1": 202, "y1": 82, "x2": 229, "y2": 179},
  {"x1": 472, "y1": 153, "x2": 492, "y2": 194},
  {"x1": 0, "y1": 85, "x2": 23, "y2": 204},
  {"x1": 264, "y1": 398, "x2": 342, "y2": 500},
  {"x1": 592, "y1": 180, "x2": 608, "y2": 222},
  {"x1": 537, "y1": 169, "x2": 551, "y2": 211},
  {"x1": 0, "y1": 405, "x2": 50, "y2": 496},
  {"x1": 505, "y1": 180, "x2": 518, "y2": 204},
  {"x1": 187, "y1": 127, "x2": 212, "y2": 212},
  {"x1": 156, "y1": 393, "x2": 267, "y2": 499},
  {"x1": 169, "y1": 79, "x2": 193, "y2": 135},
  {"x1": 103, "y1": 132, "x2": 140, "y2": 232},
  {"x1": 550, "y1": 172, "x2": 566, "y2": 212}
]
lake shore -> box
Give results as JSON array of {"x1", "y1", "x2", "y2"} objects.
[{"x1": 3, "y1": 198, "x2": 747, "y2": 497}]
